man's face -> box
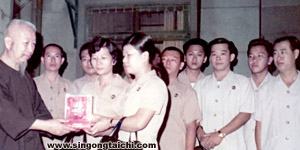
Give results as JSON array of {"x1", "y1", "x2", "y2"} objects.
[
  {"x1": 185, "y1": 45, "x2": 207, "y2": 70},
  {"x1": 210, "y1": 43, "x2": 234, "y2": 72},
  {"x1": 81, "y1": 49, "x2": 96, "y2": 75},
  {"x1": 7, "y1": 25, "x2": 36, "y2": 65},
  {"x1": 273, "y1": 40, "x2": 299, "y2": 73},
  {"x1": 91, "y1": 47, "x2": 114, "y2": 76},
  {"x1": 161, "y1": 50, "x2": 184, "y2": 77},
  {"x1": 248, "y1": 45, "x2": 272, "y2": 74},
  {"x1": 42, "y1": 46, "x2": 64, "y2": 72}
]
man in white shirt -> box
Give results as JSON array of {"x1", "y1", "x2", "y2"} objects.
[
  {"x1": 72, "y1": 42, "x2": 97, "y2": 92},
  {"x1": 160, "y1": 46, "x2": 202, "y2": 150},
  {"x1": 245, "y1": 38, "x2": 274, "y2": 150},
  {"x1": 194, "y1": 38, "x2": 254, "y2": 150},
  {"x1": 255, "y1": 36, "x2": 300, "y2": 150},
  {"x1": 178, "y1": 38, "x2": 208, "y2": 87}
]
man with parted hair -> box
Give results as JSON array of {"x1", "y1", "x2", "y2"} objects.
[
  {"x1": 0, "y1": 19, "x2": 75, "y2": 150},
  {"x1": 34, "y1": 43, "x2": 76, "y2": 149},
  {"x1": 244, "y1": 38, "x2": 274, "y2": 150},
  {"x1": 194, "y1": 38, "x2": 254, "y2": 150},
  {"x1": 178, "y1": 38, "x2": 208, "y2": 87},
  {"x1": 254, "y1": 36, "x2": 300, "y2": 150}
]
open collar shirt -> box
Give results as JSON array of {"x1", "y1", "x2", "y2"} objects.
[
  {"x1": 254, "y1": 71, "x2": 300, "y2": 150},
  {"x1": 194, "y1": 71, "x2": 255, "y2": 150}
]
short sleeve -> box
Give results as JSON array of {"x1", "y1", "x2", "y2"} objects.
[
  {"x1": 239, "y1": 79, "x2": 255, "y2": 113},
  {"x1": 140, "y1": 79, "x2": 168, "y2": 114},
  {"x1": 183, "y1": 88, "x2": 202, "y2": 124}
]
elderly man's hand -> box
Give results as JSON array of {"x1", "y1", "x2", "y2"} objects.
[
  {"x1": 30, "y1": 119, "x2": 77, "y2": 136},
  {"x1": 45, "y1": 119, "x2": 77, "y2": 136}
]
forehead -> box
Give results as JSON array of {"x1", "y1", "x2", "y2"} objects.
[
  {"x1": 249, "y1": 45, "x2": 267, "y2": 54},
  {"x1": 80, "y1": 49, "x2": 89, "y2": 56},
  {"x1": 274, "y1": 40, "x2": 291, "y2": 51},
  {"x1": 17, "y1": 25, "x2": 36, "y2": 41},
  {"x1": 45, "y1": 46, "x2": 62, "y2": 54},
  {"x1": 93, "y1": 47, "x2": 111, "y2": 56},
  {"x1": 187, "y1": 45, "x2": 205, "y2": 53},
  {"x1": 211, "y1": 43, "x2": 229, "y2": 52},
  {"x1": 123, "y1": 44, "x2": 138, "y2": 53},
  {"x1": 162, "y1": 50, "x2": 181, "y2": 58}
]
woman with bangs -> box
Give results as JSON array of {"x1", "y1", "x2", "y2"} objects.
[
  {"x1": 88, "y1": 32, "x2": 169, "y2": 150},
  {"x1": 82, "y1": 37, "x2": 128, "y2": 144}
]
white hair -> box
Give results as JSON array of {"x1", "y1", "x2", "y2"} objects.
[{"x1": 5, "y1": 19, "x2": 36, "y2": 36}]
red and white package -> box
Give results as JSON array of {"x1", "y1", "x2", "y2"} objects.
[{"x1": 64, "y1": 93, "x2": 93, "y2": 129}]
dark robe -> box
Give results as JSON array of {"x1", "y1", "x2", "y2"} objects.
[{"x1": 0, "y1": 60, "x2": 52, "y2": 150}]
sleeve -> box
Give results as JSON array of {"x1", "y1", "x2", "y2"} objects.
[
  {"x1": 239, "y1": 78, "x2": 255, "y2": 113},
  {"x1": 140, "y1": 79, "x2": 168, "y2": 115},
  {"x1": 183, "y1": 88, "x2": 202, "y2": 124},
  {"x1": 0, "y1": 84, "x2": 36, "y2": 139}
]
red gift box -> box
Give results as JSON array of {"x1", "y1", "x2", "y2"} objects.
[{"x1": 64, "y1": 94, "x2": 93, "y2": 129}]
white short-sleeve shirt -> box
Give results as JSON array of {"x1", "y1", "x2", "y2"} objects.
[
  {"x1": 119, "y1": 70, "x2": 168, "y2": 150},
  {"x1": 244, "y1": 73, "x2": 274, "y2": 150},
  {"x1": 194, "y1": 71, "x2": 255, "y2": 150},
  {"x1": 254, "y1": 71, "x2": 300, "y2": 150}
]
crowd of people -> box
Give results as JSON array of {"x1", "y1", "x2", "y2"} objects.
[{"x1": 0, "y1": 19, "x2": 299, "y2": 150}]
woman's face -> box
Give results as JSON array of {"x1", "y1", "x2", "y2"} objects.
[
  {"x1": 123, "y1": 44, "x2": 144, "y2": 75},
  {"x1": 91, "y1": 47, "x2": 114, "y2": 76}
]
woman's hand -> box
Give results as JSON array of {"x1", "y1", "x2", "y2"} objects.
[{"x1": 85, "y1": 116, "x2": 111, "y2": 136}]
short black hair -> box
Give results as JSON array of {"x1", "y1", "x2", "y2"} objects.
[
  {"x1": 183, "y1": 38, "x2": 209, "y2": 72},
  {"x1": 79, "y1": 42, "x2": 92, "y2": 60},
  {"x1": 247, "y1": 38, "x2": 273, "y2": 57},
  {"x1": 90, "y1": 36, "x2": 123, "y2": 75},
  {"x1": 161, "y1": 46, "x2": 184, "y2": 63},
  {"x1": 208, "y1": 38, "x2": 238, "y2": 70},
  {"x1": 183, "y1": 38, "x2": 208, "y2": 56},
  {"x1": 42, "y1": 43, "x2": 64, "y2": 57},
  {"x1": 274, "y1": 36, "x2": 300, "y2": 70}
]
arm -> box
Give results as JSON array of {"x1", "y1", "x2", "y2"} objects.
[
  {"x1": 203, "y1": 112, "x2": 251, "y2": 149},
  {"x1": 87, "y1": 108, "x2": 155, "y2": 135},
  {"x1": 30, "y1": 119, "x2": 76, "y2": 136},
  {"x1": 219, "y1": 112, "x2": 251, "y2": 136},
  {"x1": 255, "y1": 121, "x2": 262, "y2": 150},
  {"x1": 186, "y1": 120, "x2": 197, "y2": 150},
  {"x1": 196, "y1": 124, "x2": 206, "y2": 141}
]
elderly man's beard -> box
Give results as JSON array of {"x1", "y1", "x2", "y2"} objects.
[{"x1": 19, "y1": 61, "x2": 27, "y2": 76}]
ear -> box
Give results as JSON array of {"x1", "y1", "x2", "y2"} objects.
[
  {"x1": 179, "y1": 62, "x2": 185, "y2": 70},
  {"x1": 268, "y1": 56, "x2": 273, "y2": 65},
  {"x1": 230, "y1": 53, "x2": 236, "y2": 62},
  {"x1": 112, "y1": 59, "x2": 117, "y2": 66},
  {"x1": 142, "y1": 51, "x2": 149, "y2": 63},
  {"x1": 294, "y1": 49, "x2": 299, "y2": 60},
  {"x1": 4, "y1": 37, "x2": 13, "y2": 50},
  {"x1": 184, "y1": 56, "x2": 187, "y2": 62},
  {"x1": 41, "y1": 57, "x2": 45, "y2": 64},
  {"x1": 61, "y1": 58, "x2": 65, "y2": 65},
  {"x1": 203, "y1": 56, "x2": 208, "y2": 63}
]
